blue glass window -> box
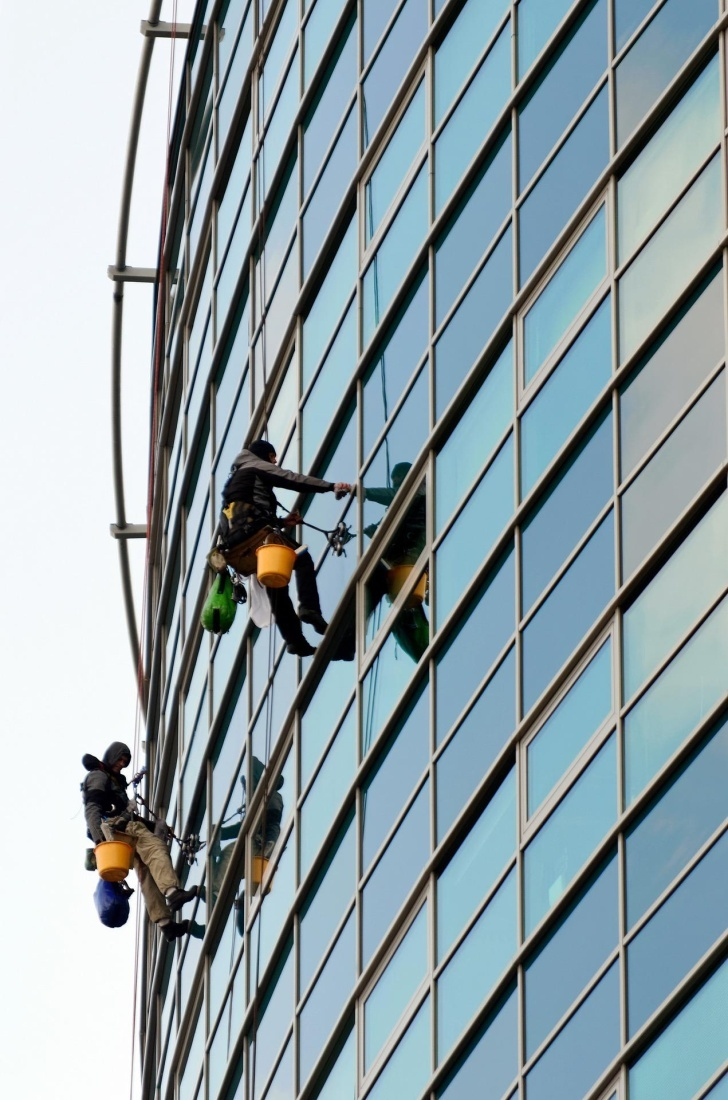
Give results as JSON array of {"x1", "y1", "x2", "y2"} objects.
[
  {"x1": 435, "y1": 0, "x2": 509, "y2": 124},
  {"x1": 304, "y1": 0, "x2": 348, "y2": 87},
  {"x1": 437, "y1": 868, "x2": 517, "y2": 1059},
  {"x1": 518, "y1": 0, "x2": 575, "y2": 77},
  {"x1": 303, "y1": 22, "x2": 356, "y2": 197},
  {"x1": 435, "y1": 24, "x2": 511, "y2": 214},
  {"x1": 522, "y1": 412, "x2": 613, "y2": 614},
  {"x1": 519, "y1": 0, "x2": 607, "y2": 191},
  {"x1": 615, "y1": 0, "x2": 717, "y2": 148},
  {"x1": 437, "y1": 768, "x2": 516, "y2": 960},
  {"x1": 521, "y1": 296, "x2": 611, "y2": 497},
  {"x1": 259, "y1": 56, "x2": 298, "y2": 205},
  {"x1": 363, "y1": 0, "x2": 428, "y2": 148},
  {"x1": 519, "y1": 87, "x2": 609, "y2": 285},
  {"x1": 527, "y1": 637, "x2": 612, "y2": 817},
  {"x1": 259, "y1": 0, "x2": 297, "y2": 126},
  {"x1": 367, "y1": 997, "x2": 431, "y2": 1100},
  {"x1": 300, "y1": 661, "x2": 354, "y2": 787},
  {"x1": 525, "y1": 856, "x2": 618, "y2": 1057},
  {"x1": 614, "y1": 0, "x2": 654, "y2": 53},
  {"x1": 619, "y1": 153, "x2": 723, "y2": 362},
  {"x1": 366, "y1": 82, "x2": 426, "y2": 245},
  {"x1": 309, "y1": 1028, "x2": 356, "y2": 1100},
  {"x1": 522, "y1": 512, "x2": 615, "y2": 715},
  {"x1": 437, "y1": 986, "x2": 518, "y2": 1100},
  {"x1": 625, "y1": 715, "x2": 728, "y2": 928},
  {"x1": 525, "y1": 962, "x2": 620, "y2": 1100},
  {"x1": 523, "y1": 206, "x2": 606, "y2": 385},
  {"x1": 365, "y1": 904, "x2": 428, "y2": 1071},
  {"x1": 303, "y1": 107, "x2": 357, "y2": 279},
  {"x1": 435, "y1": 226, "x2": 512, "y2": 418},
  {"x1": 436, "y1": 649, "x2": 516, "y2": 842},
  {"x1": 300, "y1": 704, "x2": 356, "y2": 879},
  {"x1": 435, "y1": 131, "x2": 512, "y2": 328},
  {"x1": 628, "y1": 832, "x2": 728, "y2": 1036},
  {"x1": 299, "y1": 817, "x2": 355, "y2": 994},
  {"x1": 629, "y1": 959, "x2": 728, "y2": 1100},
  {"x1": 302, "y1": 303, "x2": 356, "y2": 471},
  {"x1": 524, "y1": 735, "x2": 617, "y2": 934},
  {"x1": 303, "y1": 218, "x2": 356, "y2": 386},
  {"x1": 299, "y1": 913, "x2": 356, "y2": 1088}
]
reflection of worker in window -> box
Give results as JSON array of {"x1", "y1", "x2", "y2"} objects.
[
  {"x1": 363, "y1": 462, "x2": 429, "y2": 662},
  {"x1": 210, "y1": 757, "x2": 284, "y2": 902}
]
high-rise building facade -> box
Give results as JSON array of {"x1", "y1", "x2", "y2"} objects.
[{"x1": 125, "y1": 0, "x2": 728, "y2": 1098}]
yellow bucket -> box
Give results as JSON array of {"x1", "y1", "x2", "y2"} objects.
[
  {"x1": 251, "y1": 856, "x2": 274, "y2": 895},
  {"x1": 95, "y1": 840, "x2": 134, "y2": 882},
  {"x1": 387, "y1": 565, "x2": 427, "y2": 608},
  {"x1": 256, "y1": 542, "x2": 297, "y2": 588}
]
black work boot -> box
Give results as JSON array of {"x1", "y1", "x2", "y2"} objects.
[
  {"x1": 297, "y1": 606, "x2": 328, "y2": 634},
  {"x1": 166, "y1": 885, "x2": 198, "y2": 912},
  {"x1": 160, "y1": 919, "x2": 190, "y2": 941},
  {"x1": 286, "y1": 637, "x2": 317, "y2": 657}
]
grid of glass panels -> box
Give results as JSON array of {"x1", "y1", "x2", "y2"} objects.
[{"x1": 137, "y1": 1, "x2": 728, "y2": 1098}]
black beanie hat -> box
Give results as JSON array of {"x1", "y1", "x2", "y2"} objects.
[{"x1": 249, "y1": 438, "x2": 276, "y2": 461}]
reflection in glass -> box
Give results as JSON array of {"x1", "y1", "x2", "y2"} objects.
[
  {"x1": 303, "y1": 21, "x2": 356, "y2": 196},
  {"x1": 300, "y1": 704, "x2": 356, "y2": 878},
  {"x1": 518, "y1": 0, "x2": 574, "y2": 76},
  {"x1": 524, "y1": 735, "x2": 616, "y2": 934},
  {"x1": 305, "y1": 0, "x2": 348, "y2": 87},
  {"x1": 527, "y1": 637, "x2": 612, "y2": 817},
  {"x1": 623, "y1": 492, "x2": 728, "y2": 702},
  {"x1": 309, "y1": 1026, "x2": 356, "y2": 1100},
  {"x1": 521, "y1": 296, "x2": 611, "y2": 497},
  {"x1": 519, "y1": 0, "x2": 606, "y2": 191},
  {"x1": 624, "y1": 596, "x2": 728, "y2": 805},
  {"x1": 628, "y1": 832, "x2": 728, "y2": 1036},
  {"x1": 365, "y1": 904, "x2": 428, "y2": 1071},
  {"x1": 303, "y1": 219, "x2": 356, "y2": 386},
  {"x1": 303, "y1": 107, "x2": 357, "y2": 279},
  {"x1": 366, "y1": 82, "x2": 426, "y2": 245},
  {"x1": 615, "y1": 0, "x2": 716, "y2": 148},
  {"x1": 300, "y1": 661, "x2": 354, "y2": 788},
  {"x1": 519, "y1": 87, "x2": 609, "y2": 285},
  {"x1": 302, "y1": 302, "x2": 356, "y2": 470},
  {"x1": 299, "y1": 912, "x2": 356, "y2": 1088},
  {"x1": 299, "y1": 815, "x2": 355, "y2": 995},
  {"x1": 619, "y1": 154, "x2": 723, "y2": 362},
  {"x1": 625, "y1": 716, "x2": 728, "y2": 928},
  {"x1": 437, "y1": 985, "x2": 518, "y2": 1100},
  {"x1": 614, "y1": 0, "x2": 654, "y2": 53},
  {"x1": 437, "y1": 768, "x2": 516, "y2": 960},
  {"x1": 525, "y1": 856, "x2": 617, "y2": 1057},
  {"x1": 435, "y1": 0, "x2": 508, "y2": 124},
  {"x1": 525, "y1": 962, "x2": 620, "y2": 1100},
  {"x1": 368, "y1": 996, "x2": 431, "y2": 1100},
  {"x1": 362, "y1": 0, "x2": 428, "y2": 148},
  {"x1": 437, "y1": 869, "x2": 517, "y2": 1059},
  {"x1": 251, "y1": 942, "x2": 294, "y2": 1100},
  {"x1": 617, "y1": 57, "x2": 720, "y2": 263},
  {"x1": 629, "y1": 959, "x2": 728, "y2": 1100},
  {"x1": 523, "y1": 205, "x2": 606, "y2": 384},
  {"x1": 522, "y1": 512, "x2": 614, "y2": 715}
]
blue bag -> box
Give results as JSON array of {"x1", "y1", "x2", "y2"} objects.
[{"x1": 94, "y1": 878, "x2": 130, "y2": 928}]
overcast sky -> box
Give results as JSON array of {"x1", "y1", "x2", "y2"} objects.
[{"x1": 0, "y1": 1, "x2": 196, "y2": 1094}]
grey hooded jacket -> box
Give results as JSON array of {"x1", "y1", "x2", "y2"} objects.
[
  {"x1": 82, "y1": 742, "x2": 132, "y2": 844},
  {"x1": 221, "y1": 449, "x2": 334, "y2": 513}
]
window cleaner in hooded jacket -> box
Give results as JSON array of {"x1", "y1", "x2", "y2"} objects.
[
  {"x1": 82, "y1": 743, "x2": 197, "y2": 940},
  {"x1": 219, "y1": 439, "x2": 353, "y2": 657}
]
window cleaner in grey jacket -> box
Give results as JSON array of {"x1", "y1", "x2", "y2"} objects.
[
  {"x1": 220, "y1": 439, "x2": 353, "y2": 656},
  {"x1": 82, "y1": 743, "x2": 197, "y2": 941}
]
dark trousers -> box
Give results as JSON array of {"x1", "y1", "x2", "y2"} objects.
[{"x1": 268, "y1": 548, "x2": 321, "y2": 645}]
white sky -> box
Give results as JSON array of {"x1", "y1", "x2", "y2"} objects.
[{"x1": 0, "y1": 1, "x2": 196, "y2": 1094}]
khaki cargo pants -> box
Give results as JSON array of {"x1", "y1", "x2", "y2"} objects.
[{"x1": 108, "y1": 819, "x2": 180, "y2": 924}]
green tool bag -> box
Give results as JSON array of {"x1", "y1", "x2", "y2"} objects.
[{"x1": 201, "y1": 572, "x2": 238, "y2": 635}]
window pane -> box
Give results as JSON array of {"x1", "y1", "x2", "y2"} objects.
[
  {"x1": 518, "y1": 0, "x2": 575, "y2": 76},
  {"x1": 615, "y1": 0, "x2": 716, "y2": 148},
  {"x1": 436, "y1": 340, "x2": 513, "y2": 533},
  {"x1": 624, "y1": 594, "x2": 728, "y2": 805},
  {"x1": 435, "y1": 226, "x2": 513, "y2": 418},
  {"x1": 366, "y1": 82, "x2": 426, "y2": 245},
  {"x1": 437, "y1": 869, "x2": 517, "y2": 1060},
  {"x1": 623, "y1": 492, "x2": 728, "y2": 702},
  {"x1": 522, "y1": 512, "x2": 615, "y2": 715},
  {"x1": 522, "y1": 412, "x2": 613, "y2": 614},
  {"x1": 303, "y1": 23, "x2": 356, "y2": 196},
  {"x1": 628, "y1": 831, "x2": 728, "y2": 1036},
  {"x1": 300, "y1": 705, "x2": 356, "y2": 878},
  {"x1": 434, "y1": 24, "x2": 511, "y2": 214},
  {"x1": 310, "y1": 1028, "x2": 356, "y2": 1100},
  {"x1": 619, "y1": 269, "x2": 724, "y2": 480},
  {"x1": 523, "y1": 205, "x2": 606, "y2": 385},
  {"x1": 368, "y1": 997, "x2": 431, "y2": 1100},
  {"x1": 299, "y1": 816, "x2": 355, "y2": 994},
  {"x1": 618, "y1": 57, "x2": 720, "y2": 264},
  {"x1": 519, "y1": 0, "x2": 607, "y2": 191},
  {"x1": 625, "y1": 715, "x2": 728, "y2": 927},
  {"x1": 525, "y1": 962, "x2": 620, "y2": 1100},
  {"x1": 303, "y1": 218, "x2": 356, "y2": 386},
  {"x1": 524, "y1": 735, "x2": 616, "y2": 934},
  {"x1": 437, "y1": 649, "x2": 516, "y2": 842},
  {"x1": 614, "y1": 0, "x2": 654, "y2": 53},
  {"x1": 302, "y1": 303, "x2": 356, "y2": 470},
  {"x1": 619, "y1": 154, "x2": 723, "y2": 362},
  {"x1": 629, "y1": 960, "x2": 728, "y2": 1100},
  {"x1": 436, "y1": 131, "x2": 512, "y2": 327},
  {"x1": 519, "y1": 87, "x2": 609, "y2": 285},
  {"x1": 436, "y1": 435, "x2": 514, "y2": 624},
  {"x1": 303, "y1": 107, "x2": 357, "y2": 279},
  {"x1": 622, "y1": 371, "x2": 726, "y2": 578},
  {"x1": 525, "y1": 856, "x2": 617, "y2": 1057},
  {"x1": 259, "y1": 57, "x2": 298, "y2": 206},
  {"x1": 437, "y1": 986, "x2": 518, "y2": 1100},
  {"x1": 300, "y1": 662, "x2": 354, "y2": 787},
  {"x1": 362, "y1": 783, "x2": 430, "y2": 965},
  {"x1": 365, "y1": 904, "x2": 428, "y2": 1070},
  {"x1": 305, "y1": 0, "x2": 347, "y2": 87},
  {"x1": 527, "y1": 637, "x2": 612, "y2": 817},
  {"x1": 437, "y1": 768, "x2": 516, "y2": 960},
  {"x1": 435, "y1": 0, "x2": 508, "y2": 124},
  {"x1": 260, "y1": 0, "x2": 297, "y2": 125},
  {"x1": 299, "y1": 913, "x2": 356, "y2": 1088},
  {"x1": 363, "y1": 167, "x2": 429, "y2": 346},
  {"x1": 521, "y1": 296, "x2": 611, "y2": 497},
  {"x1": 436, "y1": 550, "x2": 515, "y2": 740},
  {"x1": 363, "y1": 0, "x2": 428, "y2": 149}
]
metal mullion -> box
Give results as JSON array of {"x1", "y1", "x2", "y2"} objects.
[
  {"x1": 431, "y1": 213, "x2": 514, "y2": 343},
  {"x1": 695, "y1": 1061, "x2": 728, "y2": 1100},
  {"x1": 430, "y1": 8, "x2": 511, "y2": 142},
  {"x1": 617, "y1": 358, "x2": 725, "y2": 494},
  {"x1": 623, "y1": 818, "x2": 728, "y2": 947},
  {"x1": 519, "y1": 497, "x2": 614, "y2": 633},
  {"x1": 521, "y1": 946, "x2": 621, "y2": 1077},
  {"x1": 433, "y1": 856, "x2": 517, "y2": 979}
]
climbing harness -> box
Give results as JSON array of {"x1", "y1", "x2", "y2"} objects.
[{"x1": 129, "y1": 767, "x2": 206, "y2": 866}]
